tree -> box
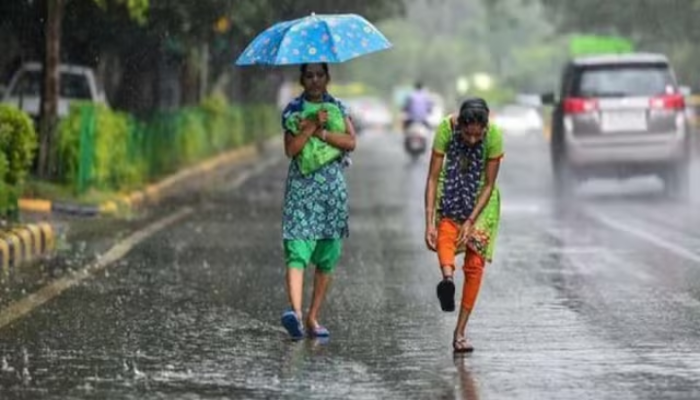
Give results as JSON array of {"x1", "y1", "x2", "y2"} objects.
[
  {"x1": 538, "y1": 0, "x2": 700, "y2": 88},
  {"x1": 338, "y1": 0, "x2": 565, "y2": 105},
  {"x1": 38, "y1": 0, "x2": 149, "y2": 178}
]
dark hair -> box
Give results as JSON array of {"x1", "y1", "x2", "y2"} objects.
[
  {"x1": 415, "y1": 81, "x2": 424, "y2": 90},
  {"x1": 300, "y1": 63, "x2": 330, "y2": 82},
  {"x1": 458, "y1": 97, "x2": 490, "y2": 127}
]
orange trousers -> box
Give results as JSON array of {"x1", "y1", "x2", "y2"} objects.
[{"x1": 437, "y1": 219, "x2": 486, "y2": 312}]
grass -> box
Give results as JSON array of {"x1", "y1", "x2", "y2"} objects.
[{"x1": 22, "y1": 178, "x2": 122, "y2": 205}]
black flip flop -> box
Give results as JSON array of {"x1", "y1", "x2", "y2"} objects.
[{"x1": 436, "y1": 278, "x2": 456, "y2": 312}]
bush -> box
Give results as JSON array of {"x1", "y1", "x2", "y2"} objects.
[
  {"x1": 178, "y1": 109, "x2": 208, "y2": 166},
  {"x1": 201, "y1": 92, "x2": 230, "y2": 153},
  {"x1": 56, "y1": 103, "x2": 84, "y2": 186},
  {"x1": 0, "y1": 105, "x2": 38, "y2": 186},
  {"x1": 227, "y1": 106, "x2": 245, "y2": 148},
  {"x1": 0, "y1": 152, "x2": 9, "y2": 214},
  {"x1": 53, "y1": 98, "x2": 279, "y2": 196},
  {"x1": 58, "y1": 103, "x2": 144, "y2": 194}
]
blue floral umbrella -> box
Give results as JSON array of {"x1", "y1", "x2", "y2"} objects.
[{"x1": 235, "y1": 13, "x2": 393, "y2": 66}]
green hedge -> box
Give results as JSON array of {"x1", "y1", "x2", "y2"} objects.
[
  {"x1": 56, "y1": 95, "x2": 278, "y2": 195},
  {"x1": 0, "y1": 105, "x2": 37, "y2": 186},
  {"x1": 0, "y1": 105, "x2": 37, "y2": 218}
]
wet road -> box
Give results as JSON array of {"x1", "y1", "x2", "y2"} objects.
[{"x1": 1, "y1": 130, "x2": 700, "y2": 399}]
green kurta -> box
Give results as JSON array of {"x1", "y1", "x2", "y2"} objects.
[{"x1": 432, "y1": 116, "x2": 504, "y2": 262}]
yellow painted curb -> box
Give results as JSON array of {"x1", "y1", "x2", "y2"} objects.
[
  {"x1": 118, "y1": 196, "x2": 132, "y2": 208},
  {"x1": 0, "y1": 223, "x2": 56, "y2": 273},
  {"x1": 19, "y1": 199, "x2": 52, "y2": 213},
  {"x1": 99, "y1": 201, "x2": 119, "y2": 216},
  {"x1": 10, "y1": 229, "x2": 32, "y2": 264},
  {"x1": 38, "y1": 223, "x2": 55, "y2": 252},
  {"x1": 0, "y1": 239, "x2": 9, "y2": 275},
  {"x1": 144, "y1": 185, "x2": 161, "y2": 203},
  {"x1": 23, "y1": 224, "x2": 43, "y2": 256},
  {"x1": 1, "y1": 233, "x2": 22, "y2": 268},
  {"x1": 129, "y1": 191, "x2": 145, "y2": 207}
]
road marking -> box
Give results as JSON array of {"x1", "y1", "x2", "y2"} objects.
[
  {"x1": 0, "y1": 207, "x2": 193, "y2": 330},
  {"x1": 584, "y1": 209, "x2": 700, "y2": 264},
  {"x1": 223, "y1": 155, "x2": 283, "y2": 190}
]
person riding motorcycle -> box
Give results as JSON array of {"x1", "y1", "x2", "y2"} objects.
[{"x1": 403, "y1": 82, "x2": 433, "y2": 130}]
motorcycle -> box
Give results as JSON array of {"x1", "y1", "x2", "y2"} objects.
[{"x1": 403, "y1": 121, "x2": 430, "y2": 160}]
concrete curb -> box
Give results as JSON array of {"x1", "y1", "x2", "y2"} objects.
[
  {"x1": 19, "y1": 138, "x2": 279, "y2": 217},
  {"x1": 0, "y1": 223, "x2": 55, "y2": 274}
]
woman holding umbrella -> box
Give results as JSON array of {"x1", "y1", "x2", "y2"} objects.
[
  {"x1": 279, "y1": 63, "x2": 357, "y2": 339},
  {"x1": 236, "y1": 13, "x2": 393, "y2": 340}
]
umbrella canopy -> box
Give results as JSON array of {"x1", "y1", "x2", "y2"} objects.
[{"x1": 235, "y1": 13, "x2": 392, "y2": 66}]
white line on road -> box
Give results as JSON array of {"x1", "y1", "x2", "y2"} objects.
[
  {"x1": 0, "y1": 207, "x2": 194, "y2": 330},
  {"x1": 224, "y1": 155, "x2": 284, "y2": 190},
  {"x1": 584, "y1": 209, "x2": 700, "y2": 264}
]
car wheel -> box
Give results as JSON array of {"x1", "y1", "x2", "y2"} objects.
[
  {"x1": 662, "y1": 161, "x2": 690, "y2": 201},
  {"x1": 551, "y1": 137, "x2": 577, "y2": 198},
  {"x1": 554, "y1": 164, "x2": 578, "y2": 198}
]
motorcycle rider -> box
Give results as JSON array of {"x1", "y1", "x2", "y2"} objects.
[{"x1": 403, "y1": 82, "x2": 433, "y2": 130}]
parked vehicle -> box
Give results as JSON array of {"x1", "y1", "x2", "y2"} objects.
[{"x1": 1, "y1": 62, "x2": 106, "y2": 123}]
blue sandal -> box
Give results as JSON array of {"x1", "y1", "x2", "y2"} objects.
[
  {"x1": 308, "y1": 325, "x2": 330, "y2": 338},
  {"x1": 281, "y1": 311, "x2": 305, "y2": 340}
]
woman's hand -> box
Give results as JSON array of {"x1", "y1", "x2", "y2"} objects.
[
  {"x1": 425, "y1": 226, "x2": 438, "y2": 251},
  {"x1": 317, "y1": 109, "x2": 329, "y2": 127},
  {"x1": 299, "y1": 118, "x2": 318, "y2": 135},
  {"x1": 456, "y1": 220, "x2": 474, "y2": 246}
]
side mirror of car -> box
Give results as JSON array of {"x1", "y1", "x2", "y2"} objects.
[{"x1": 541, "y1": 92, "x2": 556, "y2": 105}]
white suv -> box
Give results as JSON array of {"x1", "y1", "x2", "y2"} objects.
[{"x1": 542, "y1": 53, "x2": 691, "y2": 198}]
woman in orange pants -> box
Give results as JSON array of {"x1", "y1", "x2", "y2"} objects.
[{"x1": 424, "y1": 98, "x2": 503, "y2": 353}]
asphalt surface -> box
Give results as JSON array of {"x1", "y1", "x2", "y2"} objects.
[{"x1": 1, "y1": 129, "x2": 700, "y2": 399}]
